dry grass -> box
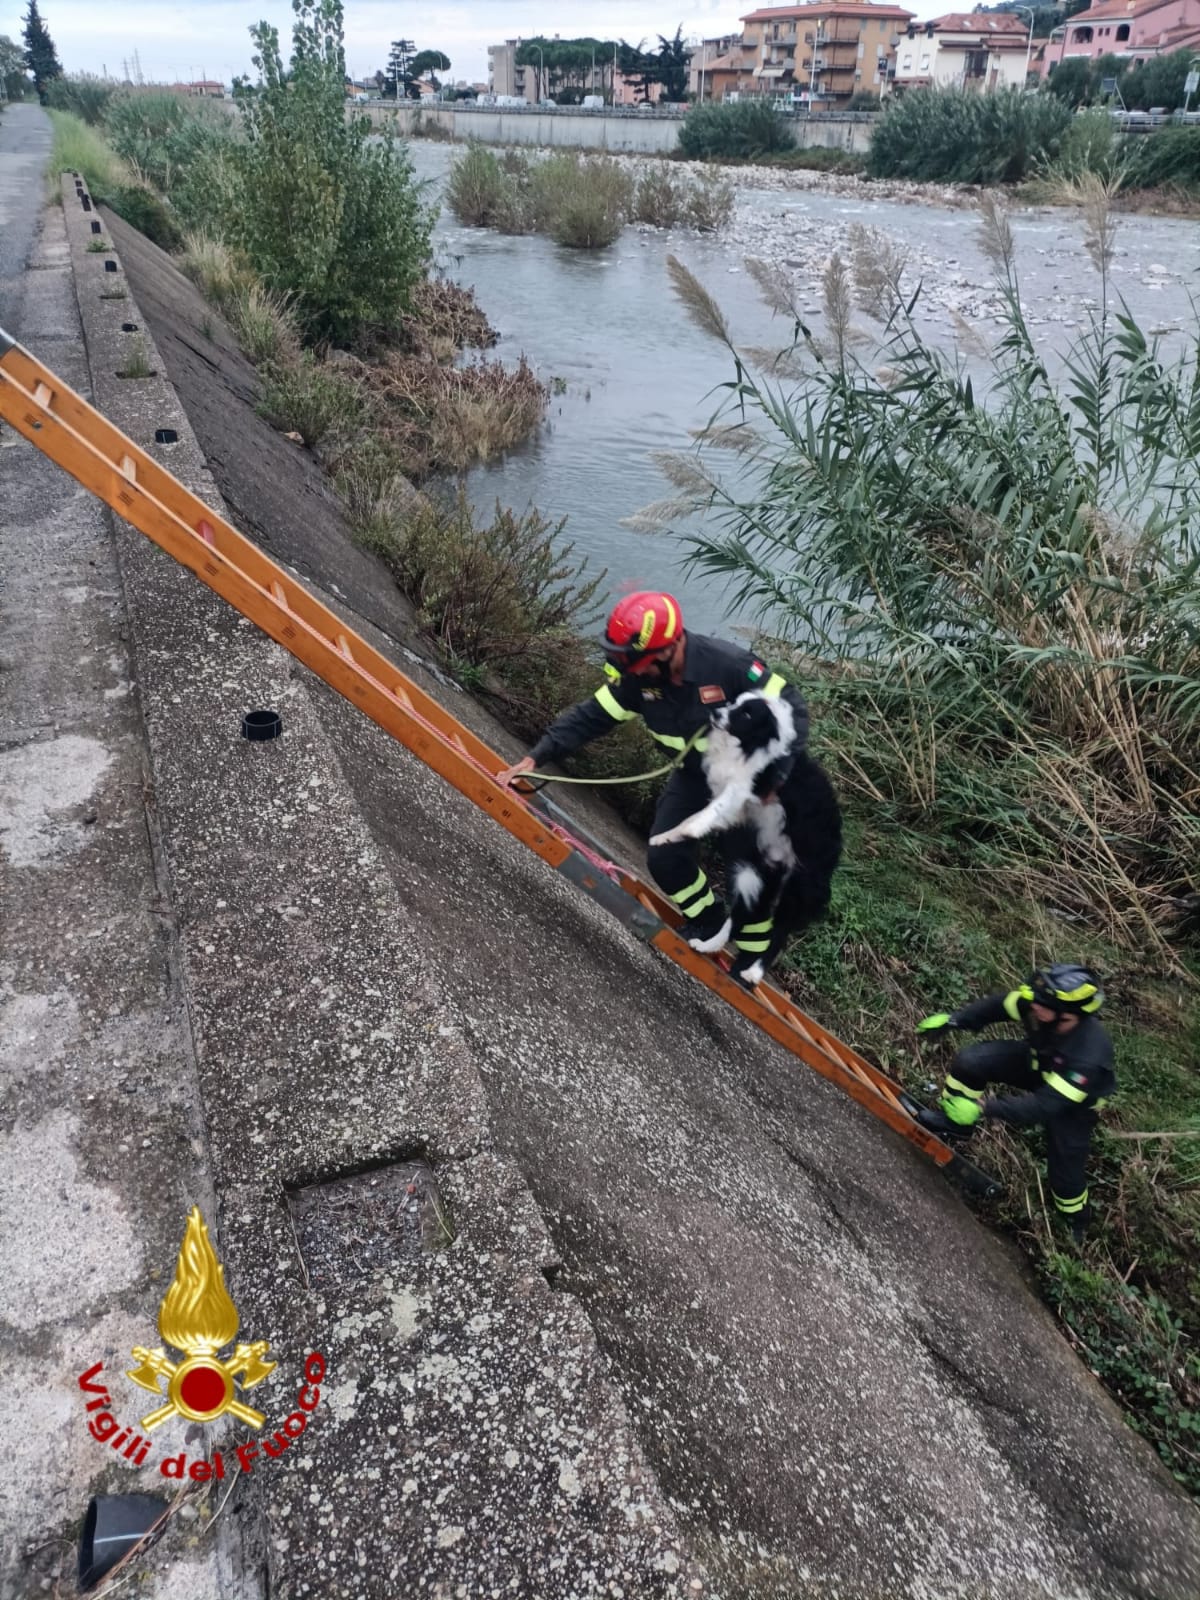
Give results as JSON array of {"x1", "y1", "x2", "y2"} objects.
[
  {"x1": 359, "y1": 352, "x2": 548, "y2": 480},
  {"x1": 225, "y1": 282, "x2": 300, "y2": 367},
  {"x1": 179, "y1": 231, "x2": 256, "y2": 314}
]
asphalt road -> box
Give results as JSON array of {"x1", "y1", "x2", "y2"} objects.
[{"x1": 0, "y1": 103, "x2": 51, "y2": 333}]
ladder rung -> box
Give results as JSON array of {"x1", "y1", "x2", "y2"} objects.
[
  {"x1": 34, "y1": 381, "x2": 52, "y2": 407},
  {"x1": 196, "y1": 519, "x2": 216, "y2": 546},
  {"x1": 336, "y1": 634, "x2": 354, "y2": 661},
  {"x1": 119, "y1": 454, "x2": 136, "y2": 481}
]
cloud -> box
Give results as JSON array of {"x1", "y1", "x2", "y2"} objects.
[{"x1": 0, "y1": 0, "x2": 738, "y2": 85}]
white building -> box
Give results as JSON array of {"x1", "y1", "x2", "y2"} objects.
[{"x1": 893, "y1": 11, "x2": 1032, "y2": 91}]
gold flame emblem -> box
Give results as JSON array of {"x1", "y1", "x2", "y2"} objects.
[{"x1": 126, "y1": 1208, "x2": 276, "y2": 1430}]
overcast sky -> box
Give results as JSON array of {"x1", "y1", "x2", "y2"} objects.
[{"x1": 0, "y1": 0, "x2": 752, "y2": 86}]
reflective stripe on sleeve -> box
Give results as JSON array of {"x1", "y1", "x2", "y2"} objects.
[
  {"x1": 1042, "y1": 1070, "x2": 1089, "y2": 1104},
  {"x1": 594, "y1": 684, "x2": 634, "y2": 722},
  {"x1": 649, "y1": 730, "x2": 708, "y2": 753},
  {"x1": 1003, "y1": 987, "x2": 1031, "y2": 1021},
  {"x1": 945, "y1": 1073, "x2": 985, "y2": 1102},
  {"x1": 762, "y1": 672, "x2": 787, "y2": 698}
]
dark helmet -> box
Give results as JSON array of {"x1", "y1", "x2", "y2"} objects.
[
  {"x1": 1028, "y1": 964, "x2": 1104, "y2": 1015},
  {"x1": 602, "y1": 591, "x2": 683, "y2": 671}
]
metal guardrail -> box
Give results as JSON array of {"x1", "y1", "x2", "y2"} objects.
[{"x1": 365, "y1": 98, "x2": 879, "y2": 124}]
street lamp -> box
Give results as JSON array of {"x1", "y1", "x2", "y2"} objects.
[
  {"x1": 1010, "y1": 5, "x2": 1037, "y2": 89},
  {"x1": 534, "y1": 42, "x2": 544, "y2": 102}
]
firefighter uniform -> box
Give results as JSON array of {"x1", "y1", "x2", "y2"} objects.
[
  {"x1": 941, "y1": 988, "x2": 1115, "y2": 1223},
  {"x1": 529, "y1": 632, "x2": 808, "y2": 945}
]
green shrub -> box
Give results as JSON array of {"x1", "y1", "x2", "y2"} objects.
[
  {"x1": 445, "y1": 141, "x2": 507, "y2": 225},
  {"x1": 685, "y1": 168, "x2": 735, "y2": 231},
  {"x1": 869, "y1": 87, "x2": 1071, "y2": 183},
  {"x1": 1050, "y1": 107, "x2": 1120, "y2": 181},
  {"x1": 632, "y1": 162, "x2": 687, "y2": 227},
  {"x1": 532, "y1": 153, "x2": 630, "y2": 248},
  {"x1": 103, "y1": 89, "x2": 236, "y2": 228},
  {"x1": 257, "y1": 351, "x2": 366, "y2": 449},
  {"x1": 106, "y1": 183, "x2": 184, "y2": 250},
  {"x1": 678, "y1": 99, "x2": 797, "y2": 161},
  {"x1": 228, "y1": 0, "x2": 433, "y2": 345},
  {"x1": 45, "y1": 73, "x2": 114, "y2": 125},
  {"x1": 1121, "y1": 126, "x2": 1200, "y2": 189}
]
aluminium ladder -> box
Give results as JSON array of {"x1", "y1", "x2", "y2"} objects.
[{"x1": 0, "y1": 326, "x2": 999, "y2": 1198}]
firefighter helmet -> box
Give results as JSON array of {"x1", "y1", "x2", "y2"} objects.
[
  {"x1": 602, "y1": 592, "x2": 684, "y2": 668},
  {"x1": 1028, "y1": 964, "x2": 1104, "y2": 1015}
]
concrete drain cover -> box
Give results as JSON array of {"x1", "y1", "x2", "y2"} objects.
[{"x1": 287, "y1": 1159, "x2": 453, "y2": 1289}]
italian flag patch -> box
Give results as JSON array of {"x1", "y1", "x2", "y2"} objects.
[{"x1": 748, "y1": 661, "x2": 766, "y2": 683}]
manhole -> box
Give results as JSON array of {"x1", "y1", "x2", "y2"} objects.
[{"x1": 287, "y1": 1159, "x2": 453, "y2": 1289}]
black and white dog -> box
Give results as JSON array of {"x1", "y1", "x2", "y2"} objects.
[{"x1": 651, "y1": 692, "x2": 842, "y2": 985}]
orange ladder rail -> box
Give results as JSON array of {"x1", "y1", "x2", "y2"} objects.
[{"x1": 0, "y1": 330, "x2": 998, "y2": 1197}]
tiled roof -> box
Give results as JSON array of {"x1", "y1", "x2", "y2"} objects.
[
  {"x1": 742, "y1": 4, "x2": 915, "y2": 21},
  {"x1": 1060, "y1": 0, "x2": 1174, "y2": 22},
  {"x1": 923, "y1": 11, "x2": 1028, "y2": 30}
]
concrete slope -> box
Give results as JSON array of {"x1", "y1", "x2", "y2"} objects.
[
  {"x1": 39, "y1": 190, "x2": 704, "y2": 1599},
  {"x1": 101, "y1": 212, "x2": 1200, "y2": 1598}
]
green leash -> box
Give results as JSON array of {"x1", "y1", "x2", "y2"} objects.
[{"x1": 521, "y1": 726, "x2": 705, "y2": 787}]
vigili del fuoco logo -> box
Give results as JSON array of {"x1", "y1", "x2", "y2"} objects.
[{"x1": 78, "y1": 1207, "x2": 326, "y2": 1479}]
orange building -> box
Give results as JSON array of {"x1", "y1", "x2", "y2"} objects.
[{"x1": 708, "y1": 3, "x2": 916, "y2": 103}]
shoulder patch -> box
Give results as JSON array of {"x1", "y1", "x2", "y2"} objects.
[
  {"x1": 747, "y1": 661, "x2": 766, "y2": 684},
  {"x1": 699, "y1": 685, "x2": 726, "y2": 705},
  {"x1": 1068, "y1": 1071, "x2": 1088, "y2": 1085}
]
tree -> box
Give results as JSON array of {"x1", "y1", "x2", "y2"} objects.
[
  {"x1": 1045, "y1": 55, "x2": 1093, "y2": 106},
  {"x1": 654, "y1": 27, "x2": 691, "y2": 103},
  {"x1": 617, "y1": 39, "x2": 658, "y2": 102},
  {"x1": 1121, "y1": 48, "x2": 1198, "y2": 110},
  {"x1": 1, "y1": 33, "x2": 29, "y2": 99},
  {"x1": 410, "y1": 49, "x2": 450, "y2": 93},
  {"x1": 516, "y1": 36, "x2": 615, "y2": 100},
  {"x1": 232, "y1": 0, "x2": 432, "y2": 343},
  {"x1": 22, "y1": 0, "x2": 61, "y2": 100},
  {"x1": 386, "y1": 38, "x2": 415, "y2": 99}
]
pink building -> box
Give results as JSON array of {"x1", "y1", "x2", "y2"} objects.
[{"x1": 1046, "y1": 0, "x2": 1200, "y2": 70}]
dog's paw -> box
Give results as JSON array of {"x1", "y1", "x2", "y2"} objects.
[{"x1": 650, "y1": 830, "x2": 678, "y2": 847}]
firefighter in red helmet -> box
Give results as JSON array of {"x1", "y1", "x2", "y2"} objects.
[{"x1": 499, "y1": 591, "x2": 809, "y2": 958}]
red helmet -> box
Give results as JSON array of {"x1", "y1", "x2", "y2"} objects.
[{"x1": 603, "y1": 591, "x2": 684, "y2": 669}]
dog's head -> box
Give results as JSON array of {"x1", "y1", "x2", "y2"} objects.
[{"x1": 710, "y1": 691, "x2": 793, "y2": 753}]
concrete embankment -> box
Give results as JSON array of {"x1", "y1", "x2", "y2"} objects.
[
  {"x1": 377, "y1": 102, "x2": 874, "y2": 154},
  {"x1": 3, "y1": 107, "x2": 1200, "y2": 1596}
]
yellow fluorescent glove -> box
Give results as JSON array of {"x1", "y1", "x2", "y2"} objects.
[{"x1": 916, "y1": 1012, "x2": 953, "y2": 1034}]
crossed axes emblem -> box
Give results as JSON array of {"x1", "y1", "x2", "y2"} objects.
[{"x1": 127, "y1": 1341, "x2": 277, "y2": 1430}]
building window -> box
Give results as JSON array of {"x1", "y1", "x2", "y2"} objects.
[
  {"x1": 1116, "y1": 22, "x2": 1130, "y2": 38},
  {"x1": 1071, "y1": 25, "x2": 1093, "y2": 42},
  {"x1": 920, "y1": 54, "x2": 930, "y2": 70},
  {"x1": 901, "y1": 54, "x2": 912, "y2": 68}
]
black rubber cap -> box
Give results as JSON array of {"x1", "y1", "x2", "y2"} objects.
[
  {"x1": 154, "y1": 428, "x2": 178, "y2": 444},
  {"x1": 241, "y1": 709, "x2": 283, "y2": 742},
  {"x1": 90, "y1": 220, "x2": 102, "y2": 233},
  {"x1": 104, "y1": 260, "x2": 118, "y2": 273}
]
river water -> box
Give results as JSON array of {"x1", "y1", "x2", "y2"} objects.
[{"x1": 406, "y1": 141, "x2": 1199, "y2": 635}]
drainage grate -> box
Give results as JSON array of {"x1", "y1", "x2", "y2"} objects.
[{"x1": 287, "y1": 1159, "x2": 453, "y2": 1289}]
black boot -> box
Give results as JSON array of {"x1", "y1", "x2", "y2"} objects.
[{"x1": 917, "y1": 1105, "x2": 976, "y2": 1140}]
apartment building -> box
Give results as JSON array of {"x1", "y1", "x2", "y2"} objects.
[
  {"x1": 707, "y1": 4, "x2": 916, "y2": 103},
  {"x1": 893, "y1": 12, "x2": 1032, "y2": 92},
  {"x1": 1047, "y1": 0, "x2": 1200, "y2": 68}
]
